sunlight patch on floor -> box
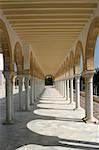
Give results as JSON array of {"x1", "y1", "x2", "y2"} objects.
[{"x1": 16, "y1": 144, "x2": 69, "y2": 150}]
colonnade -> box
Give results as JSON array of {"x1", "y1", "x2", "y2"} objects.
[
  {"x1": 2, "y1": 69, "x2": 97, "y2": 124},
  {"x1": 55, "y1": 70, "x2": 98, "y2": 123},
  {"x1": 3, "y1": 71, "x2": 44, "y2": 124}
]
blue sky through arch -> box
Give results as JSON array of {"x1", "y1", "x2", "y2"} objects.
[{"x1": 94, "y1": 35, "x2": 99, "y2": 69}]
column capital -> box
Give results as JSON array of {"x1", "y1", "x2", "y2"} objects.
[
  {"x1": 3, "y1": 71, "x2": 14, "y2": 80},
  {"x1": 75, "y1": 74, "x2": 81, "y2": 79},
  {"x1": 18, "y1": 75, "x2": 23, "y2": 84},
  {"x1": 69, "y1": 76, "x2": 74, "y2": 80},
  {"x1": 82, "y1": 70, "x2": 95, "y2": 78}
]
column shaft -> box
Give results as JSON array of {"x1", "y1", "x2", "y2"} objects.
[
  {"x1": 70, "y1": 78, "x2": 74, "y2": 103},
  {"x1": 86, "y1": 73, "x2": 94, "y2": 121},
  {"x1": 34, "y1": 79, "x2": 36, "y2": 101},
  {"x1": 75, "y1": 76, "x2": 80, "y2": 109},
  {"x1": 18, "y1": 76, "x2": 23, "y2": 110},
  {"x1": 4, "y1": 71, "x2": 14, "y2": 123},
  {"x1": 83, "y1": 71, "x2": 98, "y2": 123},
  {"x1": 67, "y1": 79, "x2": 69, "y2": 101},
  {"x1": 85, "y1": 78, "x2": 88, "y2": 119},
  {"x1": 30, "y1": 77, "x2": 34, "y2": 104},
  {"x1": 64, "y1": 80, "x2": 67, "y2": 98},
  {"x1": 25, "y1": 76, "x2": 30, "y2": 111}
]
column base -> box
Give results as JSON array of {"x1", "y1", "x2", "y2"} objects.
[
  {"x1": 69, "y1": 101, "x2": 75, "y2": 105},
  {"x1": 74, "y1": 107, "x2": 82, "y2": 111},
  {"x1": 34, "y1": 98, "x2": 37, "y2": 101},
  {"x1": 66, "y1": 98, "x2": 70, "y2": 101},
  {"x1": 64, "y1": 96, "x2": 67, "y2": 100},
  {"x1": 30, "y1": 103, "x2": 34, "y2": 105},
  {"x1": 3, "y1": 120, "x2": 14, "y2": 125},
  {"x1": 25, "y1": 108, "x2": 31, "y2": 112},
  {"x1": 82, "y1": 117, "x2": 98, "y2": 124}
]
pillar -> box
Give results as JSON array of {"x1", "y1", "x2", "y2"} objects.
[
  {"x1": 67, "y1": 79, "x2": 70, "y2": 101},
  {"x1": 70, "y1": 78, "x2": 74, "y2": 104},
  {"x1": 34, "y1": 78, "x2": 37, "y2": 101},
  {"x1": 83, "y1": 71, "x2": 98, "y2": 123},
  {"x1": 3, "y1": 71, "x2": 14, "y2": 124},
  {"x1": 25, "y1": 75, "x2": 30, "y2": 111},
  {"x1": 75, "y1": 75, "x2": 81, "y2": 109},
  {"x1": 83, "y1": 77, "x2": 88, "y2": 120},
  {"x1": 30, "y1": 76, "x2": 34, "y2": 105},
  {"x1": 64, "y1": 80, "x2": 67, "y2": 98},
  {"x1": 18, "y1": 75, "x2": 23, "y2": 110}
]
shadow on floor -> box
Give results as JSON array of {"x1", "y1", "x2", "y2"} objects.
[{"x1": 0, "y1": 89, "x2": 99, "y2": 150}]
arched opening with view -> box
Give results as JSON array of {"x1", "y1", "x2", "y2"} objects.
[
  {"x1": 93, "y1": 35, "x2": 99, "y2": 96},
  {"x1": 75, "y1": 40, "x2": 84, "y2": 91},
  {"x1": 0, "y1": 53, "x2": 5, "y2": 98},
  {"x1": 85, "y1": 17, "x2": 99, "y2": 96},
  {"x1": 14, "y1": 42, "x2": 24, "y2": 96},
  {"x1": 0, "y1": 19, "x2": 12, "y2": 99},
  {"x1": 45, "y1": 75, "x2": 54, "y2": 86}
]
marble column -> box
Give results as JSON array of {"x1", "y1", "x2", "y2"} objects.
[
  {"x1": 25, "y1": 75, "x2": 30, "y2": 111},
  {"x1": 75, "y1": 75, "x2": 81, "y2": 109},
  {"x1": 18, "y1": 75, "x2": 23, "y2": 110},
  {"x1": 64, "y1": 80, "x2": 67, "y2": 99},
  {"x1": 67, "y1": 79, "x2": 70, "y2": 101},
  {"x1": 83, "y1": 71, "x2": 98, "y2": 123},
  {"x1": 30, "y1": 76, "x2": 34, "y2": 105},
  {"x1": 34, "y1": 78, "x2": 37, "y2": 101},
  {"x1": 70, "y1": 78, "x2": 74, "y2": 104},
  {"x1": 83, "y1": 77, "x2": 88, "y2": 120},
  {"x1": 3, "y1": 71, "x2": 14, "y2": 124}
]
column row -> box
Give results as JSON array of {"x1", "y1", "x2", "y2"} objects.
[
  {"x1": 3, "y1": 71, "x2": 37, "y2": 124},
  {"x1": 56, "y1": 71, "x2": 97, "y2": 123}
]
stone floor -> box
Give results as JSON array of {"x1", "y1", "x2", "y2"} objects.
[{"x1": 0, "y1": 86, "x2": 99, "y2": 150}]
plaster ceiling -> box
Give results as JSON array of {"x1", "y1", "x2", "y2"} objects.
[{"x1": 0, "y1": 0, "x2": 99, "y2": 75}]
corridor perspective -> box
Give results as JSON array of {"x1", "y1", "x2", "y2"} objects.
[{"x1": 0, "y1": 0, "x2": 99, "y2": 150}]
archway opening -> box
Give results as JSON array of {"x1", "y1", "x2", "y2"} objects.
[
  {"x1": 0, "y1": 53, "x2": 5, "y2": 98},
  {"x1": 45, "y1": 75, "x2": 54, "y2": 86},
  {"x1": 93, "y1": 35, "x2": 99, "y2": 96},
  {"x1": 80, "y1": 53, "x2": 85, "y2": 91}
]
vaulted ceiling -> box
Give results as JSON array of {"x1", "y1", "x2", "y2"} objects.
[{"x1": 0, "y1": 0, "x2": 99, "y2": 75}]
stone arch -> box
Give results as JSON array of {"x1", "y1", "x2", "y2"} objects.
[
  {"x1": 69, "y1": 51, "x2": 75, "y2": 76},
  {"x1": 30, "y1": 51, "x2": 33, "y2": 75},
  {"x1": 14, "y1": 42, "x2": 23, "y2": 74},
  {"x1": 75, "y1": 40, "x2": 84, "y2": 74},
  {"x1": 85, "y1": 17, "x2": 99, "y2": 70},
  {"x1": 0, "y1": 19, "x2": 12, "y2": 71}
]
